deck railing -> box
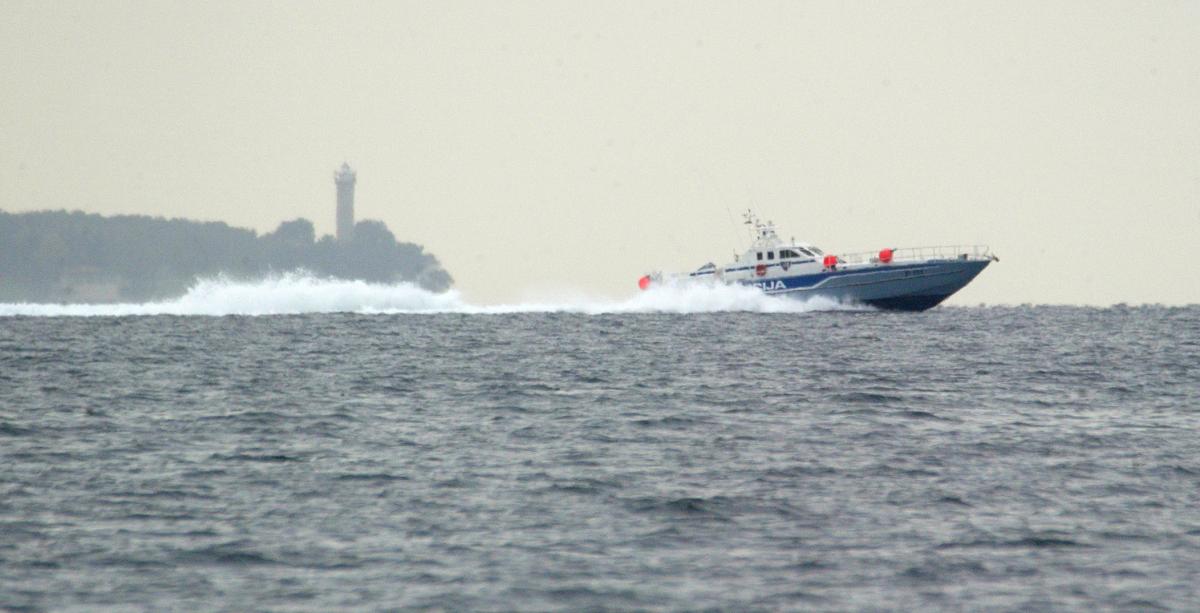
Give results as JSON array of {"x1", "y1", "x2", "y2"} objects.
[{"x1": 838, "y1": 245, "x2": 992, "y2": 265}]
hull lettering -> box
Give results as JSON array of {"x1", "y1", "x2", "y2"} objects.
[{"x1": 751, "y1": 280, "x2": 786, "y2": 291}]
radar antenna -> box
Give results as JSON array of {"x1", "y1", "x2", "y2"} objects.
[
  {"x1": 743, "y1": 209, "x2": 758, "y2": 242},
  {"x1": 742, "y1": 209, "x2": 779, "y2": 244}
]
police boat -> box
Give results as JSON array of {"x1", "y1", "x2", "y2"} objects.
[{"x1": 637, "y1": 211, "x2": 997, "y2": 311}]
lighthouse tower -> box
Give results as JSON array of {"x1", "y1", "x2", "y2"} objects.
[{"x1": 334, "y1": 162, "x2": 356, "y2": 242}]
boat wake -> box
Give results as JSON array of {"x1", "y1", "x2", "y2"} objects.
[{"x1": 0, "y1": 273, "x2": 862, "y2": 317}]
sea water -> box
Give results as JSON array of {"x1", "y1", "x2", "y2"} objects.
[{"x1": 2, "y1": 277, "x2": 1198, "y2": 610}]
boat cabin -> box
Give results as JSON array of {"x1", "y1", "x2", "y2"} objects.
[{"x1": 686, "y1": 212, "x2": 832, "y2": 280}]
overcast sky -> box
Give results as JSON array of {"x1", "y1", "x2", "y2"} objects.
[{"x1": 2, "y1": 1, "x2": 1197, "y2": 305}]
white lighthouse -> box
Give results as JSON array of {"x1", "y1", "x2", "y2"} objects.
[{"x1": 334, "y1": 162, "x2": 356, "y2": 242}]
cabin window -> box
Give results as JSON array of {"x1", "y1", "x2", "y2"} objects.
[
  {"x1": 756, "y1": 252, "x2": 763, "y2": 261},
  {"x1": 779, "y1": 249, "x2": 798, "y2": 258},
  {"x1": 767, "y1": 252, "x2": 775, "y2": 260},
  {"x1": 809, "y1": 247, "x2": 824, "y2": 255},
  {"x1": 797, "y1": 247, "x2": 814, "y2": 257}
]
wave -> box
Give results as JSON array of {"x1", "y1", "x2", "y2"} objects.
[{"x1": 0, "y1": 272, "x2": 857, "y2": 317}]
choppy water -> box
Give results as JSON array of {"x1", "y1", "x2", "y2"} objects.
[{"x1": 2, "y1": 279, "x2": 1199, "y2": 611}]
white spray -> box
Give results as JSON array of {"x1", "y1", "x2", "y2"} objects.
[{"x1": 0, "y1": 272, "x2": 859, "y2": 317}]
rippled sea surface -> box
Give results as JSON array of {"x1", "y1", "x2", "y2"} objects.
[{"x1": 3, "y1": 306, "x2": 1199, "y2": 611}]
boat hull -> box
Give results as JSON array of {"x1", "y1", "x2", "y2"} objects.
[{"x1": 744, "y1": 259, "x2": 991, "y2": 312}]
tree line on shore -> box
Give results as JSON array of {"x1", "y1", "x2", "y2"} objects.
[{"x1": 0, "y1": 209, "x2": 453, "y2": 302}]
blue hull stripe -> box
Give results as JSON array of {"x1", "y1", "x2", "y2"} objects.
[
  {"x1": 690, "y1": 259, "x2": 819, "y2": 276},
  {"x1": 737, "y1": 263, "x2": 935, "y2": 290}
]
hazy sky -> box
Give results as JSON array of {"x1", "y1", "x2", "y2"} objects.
[{"x1": 2, "y1": 1, "x2": 1197, "y2": 305}]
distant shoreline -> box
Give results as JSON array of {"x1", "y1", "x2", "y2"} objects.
[{"x1": 0, "y1": 209, "x2": 452, "y2": 303}]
